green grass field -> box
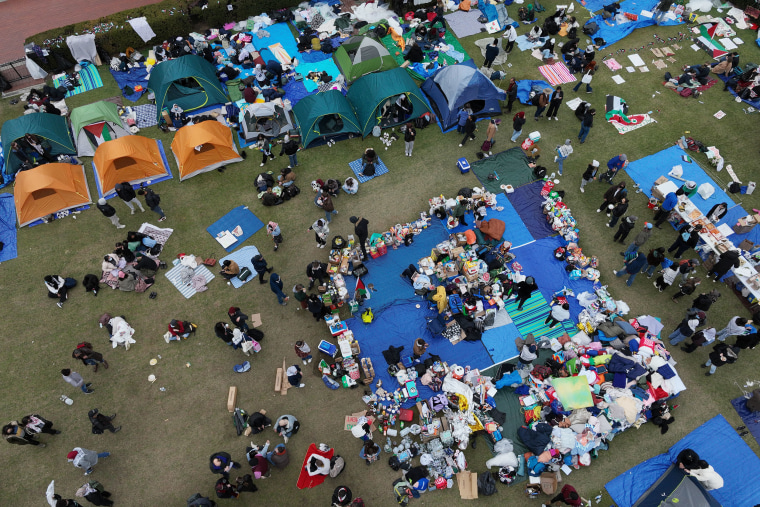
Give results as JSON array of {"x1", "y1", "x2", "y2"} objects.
[{"x1": 1, "y1": 8, "x2": 759, "y2": 506}]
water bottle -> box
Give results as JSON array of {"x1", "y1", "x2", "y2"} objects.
[
  {"x1": 159, "y1": 387, "x2": 166, "y2": 392},
  {"x1": 60, "y1": 395, "x2": 74, "y2": 405}
]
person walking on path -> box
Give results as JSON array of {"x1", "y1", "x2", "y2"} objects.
[
  {"x1": 579, "y1": 160, "x2": 599, "y2": 192},
  {"x1": 613, "y1": 215, "x2": 637, "y2": 244},
  {"x1": 484, "y1": 119, "x2": 499, "y2": 155},
  {"x1": 607, "y1": 197, "x2": 628, "y2": 228},
  {"x1": 137, "y1": 186, "x2": 166, "y2": 222},
  {"x1": 623, "y1": 222, "x2": 653, "y2": 256},
  {"x1": 546, "y1": 86, "x2": 564, "y2": 121},
  {"x1": 68, "y1": 447, "x2": 110, "y2": 475},
  {"x1": 114, "y1": 182, "x2": 144, "y2": 214},
  {"x1": 350, "y1": 216, "x2": 369, "y2": 260},
  {"x1": 511, "y1": 112, "x2": 526, "y2": 143},
  {"x1": 653, "y1": 188, "x2": 684, "y2": 228},
  {"x1": 613, "y1": 251, "x2": 648, "y2": 286},
  {"x1": 483, "y1": 38, "x2": 499, "y2": 68},
  {"x1": 643, "y1": 247, "x2": 666, "y2": 278},
  {"x1": 534, "y1": 88, "x2": 551, "y2": 120},
  {"x1": 404, "y1": 122, "x2": 416, "y2": 157},
  {"x1": 267, "y1": 221, "x2": 283, "y2": 252},
  {"x1": 503, "y1": 25, "x2": 517, "y2": 53},
  {"x1": 295, "y1": 341, "x2": 312, "y2": 365},
  {"x1": 715, "y1": 316, "x2": 752, "y2": 342},
  {"x1": 554, "y1": 139, "x2": 573, "y2": 175},
  {"x1": 252, "y1": 254, "x2": 272, "y2": 284},
  {"x1": 577, "y1": 108, "x2": 595, "y2": 143},
  {"x1": 61, "y1": 368, "x2": 93, "y2": 394},
  {"x1": 600, "y1": 154, "x2": 628, "y2": 184},
  {"x1": 3, "y1": 421, "x2": 46, "y2": 447},
  {"x1": 308, "y1": 219, "x2": 329, "y2": 248},
  {"x1": 96, "y1": 198, "x2": 125, "y2": 229},
  {"x1": 269, "y1": 273, "x2": 289, "y2": 305}
]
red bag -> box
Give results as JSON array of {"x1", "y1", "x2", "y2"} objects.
[
  {"x1": 399, "y1": 408, "x2": 414, "y2": 422},
  {"x1": 481, "y1": 140, "x2": 492, "y2": 152}
]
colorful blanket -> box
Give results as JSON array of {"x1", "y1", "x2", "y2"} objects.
[
  {"x1": 606, "y1": 110, "x2": 656, "y2": 134},
  {"x1": 538, "y1": 62, "x2": 577, "y2": 86},
  {"x1": 53, "y1": 64, "x2": 103, "y2": 97}
]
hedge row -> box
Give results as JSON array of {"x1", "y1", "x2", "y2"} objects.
[{"x1": 24, "y1": 0, "x2": 299, "y2": 72}]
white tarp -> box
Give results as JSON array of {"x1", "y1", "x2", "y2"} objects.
[
  {"x1": 66, "y1": 34, "x2": 98, "y2": 64},
  {"x1": 128, "y1": 17, "x2": 156, "y2": 43}
]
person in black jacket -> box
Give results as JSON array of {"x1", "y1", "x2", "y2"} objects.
[
  {"x1": 96, "y1": 198, "x2": 125, "y2": 229},
  {"x1": 506, "y1": 78, "x2": 518, "y2": 113},
  {"x1": 350, "y1": 216, "x2": 369, "y2": 259},
  {"x1": 306, "y1": 260, "x2": 328, "y2": 290},
  {"x1": 707, "y1": 249, "x2": 741, "y2": 281},
  {"x1": 613, "y1": 215, "x2": 637, "y2": 243},
  {"x1": 210, "y1": 451, "x2": 240, "y2": 477},
  {"x1": 514, "y1": 276, "x2": 538, "y2": 311},
  {"x1": 279, "y1": 135, "x2": 299, "y2": 168},
  {"x1": 607, "y1": 198, "x2": 628, "y2": 228},
  {"x1": 578, "y1": 108, "x2": 595, "y2": 143},
  {"x1": 113, "y1": 182, "x2": 145, "y2": 214},
  {"x1": 483, "y1": 38, "x2": 499, "y2": 68},
  {"x1": 691, "y1": 290, "x2": 720, "y2": 312},
  {"x1": 252, "y1": 254, "x2": 272, "y2": 284},
  {"x1": 228, "y1": 307, "x2": 249, "y2": 332},
  {"x1": 215, "y1": 322, "x2": 234, "y2": 345},
  {"x1": 137, "y1": 186, "x2": 166, "y2": 222},
  {"x1": 668, "y1": 224, "x2": 702, "y2": 259}
]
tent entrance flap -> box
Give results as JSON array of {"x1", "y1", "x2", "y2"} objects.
[
  {"x1": 318, "y1": 115, "x2": 345, "y2": 134},
  {"x1": 114, "y1": 157, "x2": 137, "y2": 170},
  {"x1": 32, "y1": 188, "x2": 56, "y2": 200}
]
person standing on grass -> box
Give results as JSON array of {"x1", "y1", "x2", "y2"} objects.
[
  {"x1": 308, "y1": 218, "x2": 329, "y2": 248},
  {"x1": 269, "y1": 273, "x2": 289, "y2": 305},
  {"x1": 502, "y1": 25, "x2": 517, "y2": 53},
  {"x1": 613, "y1": 215, "x2": 637, "y2": 244},
  {"x1": 61, "y1": 368, "x2": 94, "y2": 394},
  {"x1": 293, "y1": 284, "x2": 309, "y2": 310},
  {"x1": 483, "y1": 38, "x2": 500, "y2": 69},
  {"x1": 554, "y1": 139, "x2": 573, "y2": 175},
  {"x1": 577, "y1": 108, "x2": 595, "y2": 144},
  {"x1": 623, "y1": 222, "x2": 653, "y2": 256},
  {"x1": 653, "y1": 188, "x2": 685, "y2": 228},
  {"x1": 96, "y1": 198, "x2": 125, "y2": 229},
  {"x1": 484, "y1": 119, "x2": 499, "y2": 155},
  {"x1": 511, "y1": 112, "x2": 526, "y2": 143},
  {"x1": 546, "y1": 86, "x2": 564, "y2": 121},
  {"x1": 257, "y1": 134, "x2": 275, "y2": 167},
  {"x1": 306, "y1": 260, "x2": 329, "y2": 290},
  {"x1": 643, "y1": 247, "x2": 666, "y2": 279},
  {"x1": 672, "y1": 275, "x2": 701, "y2": 301},
  {"x1": 600, "y1": 153, "x2": 628, "y2": 184},
  {"x1": 607, "y1": 197, "x2": 628, "y2": 228},
  {"x1": 137, "y1": 186, "x2": 166, "y2": 222},
  {"x1": 598, "y1": 182, "x2": 627, "y2": 213},
  {"x1": 506, "y1": 78, "x2": 518, "y2": 112},
  {"x1": 279, "y1": 135, "x2": 299, "y2": 168},
  {"x1": 703, "y1": 342, "x2": 739, "y2": 376},
  {"x1": 295, "y1": 341, "x2": 312, "y2": 365},
  {"x1": 668, "y1": 224, "x2": 702, "y2": 259},
  {"x1": 316, "y1": 189, "x2": 338, "y2": 223},
  {"x1": 267, "y1": 221, "x2": 283, "y2": 252},
  {"x1": 350, "y1": 216, "x2": 369, "y2": 260},
  {"x1": 579, "y1": 160, "x2": 599, "y2": 192},
  {"x1": 209, "y1": 451, "x2": 241, "y2": 478},
  {"x1": 114, "y1": 182, "x2": 145, "y2": 214},
  {"x1": 459, "y1": 115, "x2": 477, "y2": 147},
  {"x1": 715, "y1": 316, "x2": 752, "y2": 342},
  {"x1": 68, "y1": 447, "x2": 110, "y2": 476},
  {"x1": 252, "y1": 254, "x2": 272, "y2": 284},
  {"x1": 534, "y1": 88, "x2": 551, "y2": 120},
  {"x1": 613, "y1": 251, "x2": 648, "y2": 286},
  {"x1": 404, "y1": 122, "x2": 416, "y2": 157},
  {"x1": 668, "y1": 310, "x2": 705, "y2": 345}
]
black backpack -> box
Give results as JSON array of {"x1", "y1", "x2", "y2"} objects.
[
  {"x1": 583, "y1": 21, "x2": 599, "y2": 35},
  {"x1": 458, "y1": 187, "x2": 473, "y2": 198},
  {"x1": 478, "y1": 471, "x2": 498, "y2": 496},
  {"x1": 533, "y1": 166, "x2": 547, "y2": 179}
]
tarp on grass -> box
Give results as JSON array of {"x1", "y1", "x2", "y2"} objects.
[
  {"x1": 507, "y1": 181, "x2": 558, "y2": 240},
  {"x1": 606, "y1": 414, "x2": 760, "y2": 507},
  {"x1": 0, "y1": 193, "x2": 18, "y2": 263},
  {"x1": 516, "y1": 79, "x2": 554, "y2": 104},
  {"x1": 471, "y1": 147, "x2": 537, "y2": 193},
  {"x1": 582, "y1": 0, "x2": 683, "y2": 49}
]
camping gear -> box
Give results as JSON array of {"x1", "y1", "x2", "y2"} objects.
[
  {"x1": 171, "y1": 121, "x2": 243, "y2": 181},
  {"x1": 92, "y1": 137, "x2": 169, "y2": 195},
  {"x1": 292, "y1": 90, "x2": 361, "y2": 148},
  {"x1": 333, "y1": 36, "x2": 398, "y2": 83},
  {"x1": 457, "y1": 158, "x2": 471, "y2": 174},
  {"x1": 70, "y1": 101, "x2": 131, "y2": 156},
  {"x1": 14, "y1": 164, "x2": 91, "y2": 227},
  {"x1": 1, "y1": 113, "x2": 77, "y2": 181},
  {"x1": 240, "y1": 102, "x2": 295, "y2": 142}
]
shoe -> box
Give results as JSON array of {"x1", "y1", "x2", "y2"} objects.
[
  {"x1": 740, "y1": 431, "x2": 749, "y2": 436},
  {"x1": 680, "y1": 347, "x2": 689, "y2": 352},
  {"x1": 647, "y1": 274, "x2": 653, "y2": 279},
  {"x1": 700, "y1": 364, "x2": 707, "y2": 368},
  {"x1": 260, "y1": 280, "x2": 267, "y2": 284},
  {"x1": 141, "y1": 208, "x2": 146, "y2": 213},
  {"x1": 112, "y1": 426, "x2": 122, "y2": 432},
  {"x1": 110, "y1": 413, "x2": 116, "y2": 419},
  {"x1": 320, "y1": 244, "x2": 325, "y2": 248},
  {"x1": 158, "y1": 217, "x2": 166, "y2": 222},
  {"x1": 704, "y1": 372, "x2": 712, "y2": 376},
  {"x1": 260, "y1": 163, "x2": 264, "y2": 167},
  {"x1": 554, "y1": 156, "x2": 558, "y2": 162},
  {"x1": 57, "y1": 302, "x2": 63, "y2": 308},
  {"x1": 737, "y1": 425, "x2": 746, "y2": 431},
  {"x1": 287, "y1": 166, "x2": 292, "y2": 169},
  {"x1": 606, "y1": 213, "x2": 611, "y2": 217},
  {"x1": 93, "y1": 364, "x2": 99, "y2": 373},
  {"x1": 84, "y1": 390, "x2": 94, "y2": 394},
  {"x1": 85, "y1": 383, "x2": 93, "y2": 388},
  {"x1": 54, "y1": 430, "x2": 61, "y2": 434},
  {"x1": 267, "y1": 267, "x2": 273, "y2": 273},
  {"x1": 283, "y1": 436, "x2": 289, "y2": 443},
  {"x1": 117, "y1": 225, "x2": 125, "y2": 229},
  {"x1": 619, "y1": 252, "x2": 624, "y2": 256},
  {"x1": 84, "y1": 469, "x2": 92, "y2": 476},
  {"x1": 597, "y1": 209, "x2": 601, "y2": 213},
  {"x1": 459, "y1": 144, "x2": 462, "y2": 147},
  {"x1": 131, "y1": 209, "x2": 135, "y2": 215},
  {"x1": 103, "y1": 361, "x2": 109, "y2": 369},
  {"x1": 606, "y1": 224, "x2": 611, "y2": 227},
  {"x1": 308, "y1": 357, "x2": 312, "y2": 363},
  {"x1": 613, "y1": 270, "x2": 618, "y2": 275},
  {"x1": 586, "y1": 90, "x2": 592, "y2": 94},
  {"x1": 298, "y1": 383, "x2": 305, "y2": 388},
  {"x1": 280, "y1": 301, "x2": 288, "y2": 306},
  {"x1": 580, "y1": 187, "x2": 584, "y2": 193},
  {"x1": 302, "y1": 359, "x2": 308, "y2": 365}
]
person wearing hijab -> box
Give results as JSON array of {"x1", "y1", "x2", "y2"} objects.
[
  {"x1": 511, "y1": 112, "x2": 526, "y2": 142},
  {"x1": 706, "y1": 202, "x2": 728, "y2": 223}
]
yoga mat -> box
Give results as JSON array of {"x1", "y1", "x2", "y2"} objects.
[
  {"x1": 0, "y1": 194, "x2": 18, "y2": 263},
  {"x1": 219, "y1": 245, "x2": 261, "y2": 288},
  {"x1": 53, "y1": 64, "x2": 103, "y2": 97},
  {"x1": 206, "y1": 205, "x2": 265, "y2": 252},
  {"x1": 348, "y1": 157, "x2": 389, "y2": 183},
  {"x1": 538, "y1": 62, "x2": 577, "y2": 86},
  {"x1": 503, "y1": 290, "x2": 576, "y2": 340},
  {"x1": 507, "y1": 181, "x2": 558, "y2": 240}
]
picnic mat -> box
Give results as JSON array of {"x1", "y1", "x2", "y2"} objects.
[
  {"x1": 53, "y1": 64, "x2": 103, "y2": 97},
  {"x1": 297, "y1": 444, "x2": 334, "y2": 489},
  {"x1": 471, "y1": 147, "x2": 536, "y2": 192},
  {"x1": 444, "y1": 9, "x2": 487, "y2": 38},
  {"x1": 538, "y1": 62, "x2": 577, "y2": 85},
  {"x1": 381, "y1": 28, "x2": 470, "y2": 80},
  {"x1": 0, "y1": 194, "x2": 18, "y2": 263},
  {"x1": 731, "y1": 395, "x2": 760, "y2": 448},
  {"x1": 504, "y1": 290, "x2": 576, "y2": 340},
  {"x1": 515, "y1": 35, "x2": 547, "y2": 52},
  {"x1": 164, "y1": 263, "x2": 215, "y2": 299},
  {"x1": 252, "y1": 22, "x2": 300, "y2": 61},
  {"x1": 137, "y1": 223, "x2": 174, "y2": 246},
  {"x1": 134, "y1": 104, "x2": 158, "y2": 128},
  {"x1": 109, "y1": 64, "x2": 150, "y2": 102},
  {"x1": 294, "y1": 59, "x2": 342, "y2": 93},
  {"x1": 667, "y1": 78, "x2": 718, "y2": 96},
  {"x1": 604, "y1": 58, "x2": 623, "y2": 71},
  {"x1": 606, "y1": 111, "x2": 656, "y2": 134},
  {"x1": 219, "y1": 245, "x2": 261, "y2": 288},
  {"x1": 206, "y1": 205, "x2": 265, "y2": 252},
  {"x1": 93, "y1": 139, "x2": 172, "y2": 198},
  {"x1": 348, "y1": 157, "x2": 389, "y2": 183},
  {"x1": 482, "y1": 320, "x2": 522, "y2": 364}
]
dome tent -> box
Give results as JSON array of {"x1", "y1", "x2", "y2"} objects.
[
  {"x1": 171, "y1": 121, "x2": 243, "y2": 181},
  {"x1": 14, "y1": 163, "x2": 91, "y2": 227},
  {"x1": 240, "y1": 101, "x2": 295, "y2": 143},
  {"x1": 70, "y1": 101, "x2": 131, "y2": 156},
  {"x1": 292, "y1": 90, "x2": 361, "y2": 148},
  {"x1": 333, "y1": 35, "x2": 397, "y2": 83},
  {"x1": 92, "y1": 136, "x2": 169, "y2": 196},
  {"x1": 421, "y1": 60, "x2": 506, "y2": 131}
]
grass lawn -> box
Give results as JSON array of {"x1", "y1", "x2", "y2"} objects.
[{"x1": 1, "y1": 7, "x2": 759, "y2": 506}]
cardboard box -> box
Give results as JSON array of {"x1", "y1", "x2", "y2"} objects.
[
  {"x1": 654, "y1": 175, "x2": 669, "y2": 185},
  {"x1": 450, "y1": 246, "x2": 465, "y2": 258},
  {"x1": 456, "y1": 471, "x2": 478, "y2": 499},
  {"x1": 227, "y1": 386, "x2": 237, "y2": 412}
]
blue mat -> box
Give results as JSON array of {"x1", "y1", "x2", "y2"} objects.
[
  {"x1": 445, "y1": 193, "x2": 535, "y2": 248},
  {"x1": 349, "y1": 157, "x2": 389, "y2": 183},
  {"x1": 206, "y1": 205, "x2": 265, "y2": 252},
  {"x1": 109, "y1": 64, "x2": 150, "y2": 102},
  {"x1": 482, "y1": 321, "x2": 522, "y2": 363},
  {"x1": 625, "y1": 145, "x2": 760, "y2": 246},
  {"x1": 504, "y1": 290, "x2": 578, "y2": 339},
  {"x1": 219, "y1": 245, "x2": 261, "y2": 288},
  {"x1": 606, "y1": 414, "x2": 760, "y2": 507},
  {"x1": 252, "y1": 23, "x2": 300, "y2": 59},
  {"x1": 583, "y1": 0, "x2": 683, "y2": 49},
  {"x1": 515, "y1": 35, "x2": 547, "y2": 52},
  {"x1": 299, "y1": 50, "x2": 333, "y2": 64},
  {"x1": 347, "y1": 302, "x2": 494, "y2": 408},
  {"x1": 507, "y1": 181, "x2": 557, "y2": 240},
  {"x1": 0, "y1": 194, "x2": 18, "y2": 263},
  {"x1": 578, "y1": 0, "x2": 608, "y2": 13},
  {"x1": 717, "y1": 73, "x2": 760, "y2": 109},
  {"x1": 294, "y1": 59, "x2": 342, "y2": 93},
  {"x1": 92, "y1": 139, "x2": 173, "y2": 199},
  {"x1": 517, "y1": 79, "x2": 554, "y2": 104},
  {"x1": 511, "y1": 236, "x2": 597, "y2": 323},
  {"x1": 731, "y1": 395, "x2": 760, "y2": 448}
]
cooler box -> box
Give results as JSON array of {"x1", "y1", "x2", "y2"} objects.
[
  {"x1": 457, "y1": 158, "x2": 470, "y2": 174},
  {"x1": 318, "y1": 340, "x2": 338, "y2": 358},
  {"x1": 528, "y1": 131, "x2": 541, "y2": 142}
]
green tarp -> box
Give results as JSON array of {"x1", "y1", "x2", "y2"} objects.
[{"x1": 471, "y1": 147, "x2": 537, "y2": 194}]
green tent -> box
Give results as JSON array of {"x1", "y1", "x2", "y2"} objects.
[
  {"x1": 70, "y1": 101, "x2": 131, "y2": 157},
  {"x1": 347, "y1": 68, "x2": 431, "y2": 137},
  {"x1": 292, "y1": 90, "x2": 361, "y2": 148},
  {"x1": 147, "y1": 55, "x2": 229, "y2": 121},
  {"x1": 333, "y1": 35, "x2": 397, "y2": 84},
  {"x1": 1, "y1": 113, "x2": 76, "y2": 180}
]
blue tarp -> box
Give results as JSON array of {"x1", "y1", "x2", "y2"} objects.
[
  {"x1": 0, "y1": 194, "x2": 18, "y2": 263},
  {"x1": 294, "y1": 59, "x2": 342, "y2": 93},
  {"x1": 482, "y1": 321, "x2": 522, "y2": 364},
  {"x1": 508, "y1": 181, "x2": 557, "y2": 241},
  {"x1": 731, "y1": 395, "x2": 760, "y2": 447},
  {"x1": 516, "y1": 79, "x2": 554, "y2": 104},
  {"x1": 583, "y1": 0, "x2": 682, "y2": 49},
  {"x1": 444, "y1": 193, "x2": 534, "y2": 248},
  {"x1": 624, "y1": 145, "x2": 760, "y2": 246},
  {"x1": 606, "y1": 414, "x2": 760, "y2": 507},
  {"x1": 206, "y1": 205, "x2": 264, "y2": 252},
  {"x1": 109, "y1": 64, "x2": 150, "y2": 102},
  {"x1": 251, "y1": 22, "x2": 300, "y2": 60},
  {"x1": 717, "y1": 72, "x2": 760, "y2": 109}
]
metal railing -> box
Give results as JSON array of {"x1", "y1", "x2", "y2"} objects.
[{"x1": 0, "y1": 58, "x2": 32, "y2": 84}]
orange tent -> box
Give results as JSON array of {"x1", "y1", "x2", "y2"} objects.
[
  {"x1": 14, "y1": 163, "x2": 91, "y2": 227},
  {"x1": 171, "y1": 121, "x2": 243, "y2": 181},
  {"x1": 92, "y1": 136, "x2": 169, "y2": 195}
]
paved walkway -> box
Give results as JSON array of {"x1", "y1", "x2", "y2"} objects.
[{"x1": 0, "y1": 0, "x2": 164, "y2": 63}]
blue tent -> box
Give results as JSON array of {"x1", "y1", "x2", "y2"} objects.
[{"x1": 421, "y1": 60, "x2": 507, "y2": 131}]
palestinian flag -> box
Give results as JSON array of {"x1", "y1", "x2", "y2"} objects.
[
  {"x1": 83, "y1": 121, "x2": 114, "y2": 148},
  {"x1": 355, "y1": 277, "x2": 369, "y2": 300}
]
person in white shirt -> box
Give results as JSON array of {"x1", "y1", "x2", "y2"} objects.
[{"x1": 502, "y1": 25, "x2": 517, "y2": 53}]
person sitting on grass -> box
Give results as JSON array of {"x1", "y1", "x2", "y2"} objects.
[
  {"x1": 359, "y1": 148, "x2": 377, "y2": 178},
  {"x1": 167, "y1": 319, "x2": 197, "y2": 341},
  {"x1": 342, "y1": 177, "x2": 358, "y2": 195}
]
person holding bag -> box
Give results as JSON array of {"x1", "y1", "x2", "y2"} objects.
[{"x1": 573, "y1": 62, "x2": 597, "y2": 94}]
